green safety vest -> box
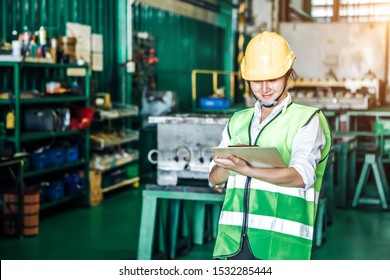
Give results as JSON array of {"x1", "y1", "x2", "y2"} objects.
[{"x1": 213, "y1": 103, "x2": 332, "y2": 260}]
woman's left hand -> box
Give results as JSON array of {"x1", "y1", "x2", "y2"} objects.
[{"x1": 213, "y1": 154, "x2": 249, "y2": 173}]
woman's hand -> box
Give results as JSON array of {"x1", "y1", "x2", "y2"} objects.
[{"x1": 213, "y1": 154, "x2": 249, "y2": 174}]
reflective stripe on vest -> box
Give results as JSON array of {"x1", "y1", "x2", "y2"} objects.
[
  {"x1": 226, "y1": 175, "x2": 319, "y2": 204},
  {"x1": 219, "y1": 211, "x2": 313, "y2": 240}
]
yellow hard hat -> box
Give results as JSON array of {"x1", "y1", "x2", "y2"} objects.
[{"x1": 240, "y1": 31, "x2": 296, "y2": 81}]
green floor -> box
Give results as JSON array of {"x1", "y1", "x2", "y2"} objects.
[{"x1": 1, "y1": 183, "x2": 390, "y2": 260}]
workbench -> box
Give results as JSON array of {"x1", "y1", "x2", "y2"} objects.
[{"x1": 137, "y1": 184, "x2": 225, "y2": 260}]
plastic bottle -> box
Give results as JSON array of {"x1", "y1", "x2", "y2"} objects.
[
  {"x1": 39, "y1": 26, "x2": 47, "y2": 58},
  {"x1": 30, "y1": 36, "x2": 37, "y2": 57},
  {"x1": 11, "y1": 30, "x2": 21, "y2": 57}
]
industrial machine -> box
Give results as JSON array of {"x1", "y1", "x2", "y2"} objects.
[
  {"x1": 148, "y1": 114, "x2": 229, "y2": 186},
  {"x1": 140, "y1": 90, "x2": 178, "y2": 125},
  {"x1": 288, "y1": 74, "x2": 386, "y2": 110},
  {"x1": 280, "y1": 22, "x2": 389, "y2": 110}
]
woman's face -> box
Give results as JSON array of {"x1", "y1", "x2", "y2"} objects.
[{"x1": 249, "y1": 75, "x2": 287, "y2": 105}]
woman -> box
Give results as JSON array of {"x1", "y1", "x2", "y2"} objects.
[{"x1": 209, "y1": 31, "x2": 332, "y2": 260}]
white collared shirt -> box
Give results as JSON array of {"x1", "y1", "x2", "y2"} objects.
[{"x1": 210, "y1": 93, "x2": 326, "y2": 190}]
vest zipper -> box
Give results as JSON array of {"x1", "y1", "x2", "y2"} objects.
[
  {"x1": 240, "y1": 108, "x2": 284, "y2": 252},
  {"x1": 242, "y1": 108, "x2": 282, "y2": 237},
  {"x1": 242, "y1": 176, "x2": 252, "y2": 237}
]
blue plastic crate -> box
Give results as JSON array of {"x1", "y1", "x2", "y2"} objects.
[
  {"x1": 46, "y1": 180, "x2": 65, "y2": 201},
  {"x1": 65, "y1": 146, "x2": 79, "y2": 162},
  {"x1": 31, "y1": 150, "x2": 50, "y2": 170},
  {"x1": 65, "y1": 172, "x2": 85, "y2": 196},
  {"x1": 49, "y1": 147, "x2": 66, "y2": 165},
  {"x1": 200, "y1": 97, "x2": 230, "y2": 109}
]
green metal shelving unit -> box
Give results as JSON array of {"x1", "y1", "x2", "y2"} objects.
[{"x1": 0, "y1": 61, "x2": 91, "y2": 210}]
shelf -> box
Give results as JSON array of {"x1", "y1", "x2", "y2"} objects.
[
  {"x1": 24, "y1": 160, "x2": 85, "y2": 179},
  {"x1": 96, "y1": 105, "x2": 139, "y2": 120},
  {"x1": 40, "y1": 190, "x2": 88, "y2": 210},
  {"x1": 6, "y1": 129, "x2": 86, "y2": 142},
  {"x1": 90, "y1": 131, "x2": 139, "y2": 150},
  {"x1": 99, "y1": 157, "x2": 138, "y2": 172},
  {"x1": 0, "y1": 96, "x2": 88, "y2": 105},
  {"x1": 0, "y1": 61, "x2": 22, "y2": 66},
  {"x1": 102, "y1": 177, "x2": 140, "y2": 193},
  {"x1": 0, "y1": 61, "x2": 88, "y2": 69},
  {"x1": 90, "y1": 151, "x2": 139, "y2": 172}
]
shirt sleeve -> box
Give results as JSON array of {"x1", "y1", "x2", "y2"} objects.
[
  {"x1": 289, "y1": 114, "x2": 326, "y2": 190},
  {"x1": 208, "y1": 123, "x2": 230, "y2": 172}
]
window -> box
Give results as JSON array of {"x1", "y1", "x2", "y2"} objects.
[{"x1": 311, "y1": 0, "x2": 390, "y2": 22}]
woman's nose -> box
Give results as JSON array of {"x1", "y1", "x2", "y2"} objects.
[
  {"x1": 261, "y1": 81, "x2": 269, "y2": 91},
  {"x1": 255, "y1": 81, "x2": 269, "y2": 92}
]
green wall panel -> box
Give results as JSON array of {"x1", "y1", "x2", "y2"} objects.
[{"x1": 132, "y1": 3, "x2": 226, "y2": 112}]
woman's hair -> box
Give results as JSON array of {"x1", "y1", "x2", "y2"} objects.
[{"x1": 288, "y1": 68, "x2": 297, "y2": 81}]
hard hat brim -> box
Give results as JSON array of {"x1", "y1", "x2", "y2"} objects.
[{"x1": 240, "y1": 53, "x2": 296, "y2": 81}]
